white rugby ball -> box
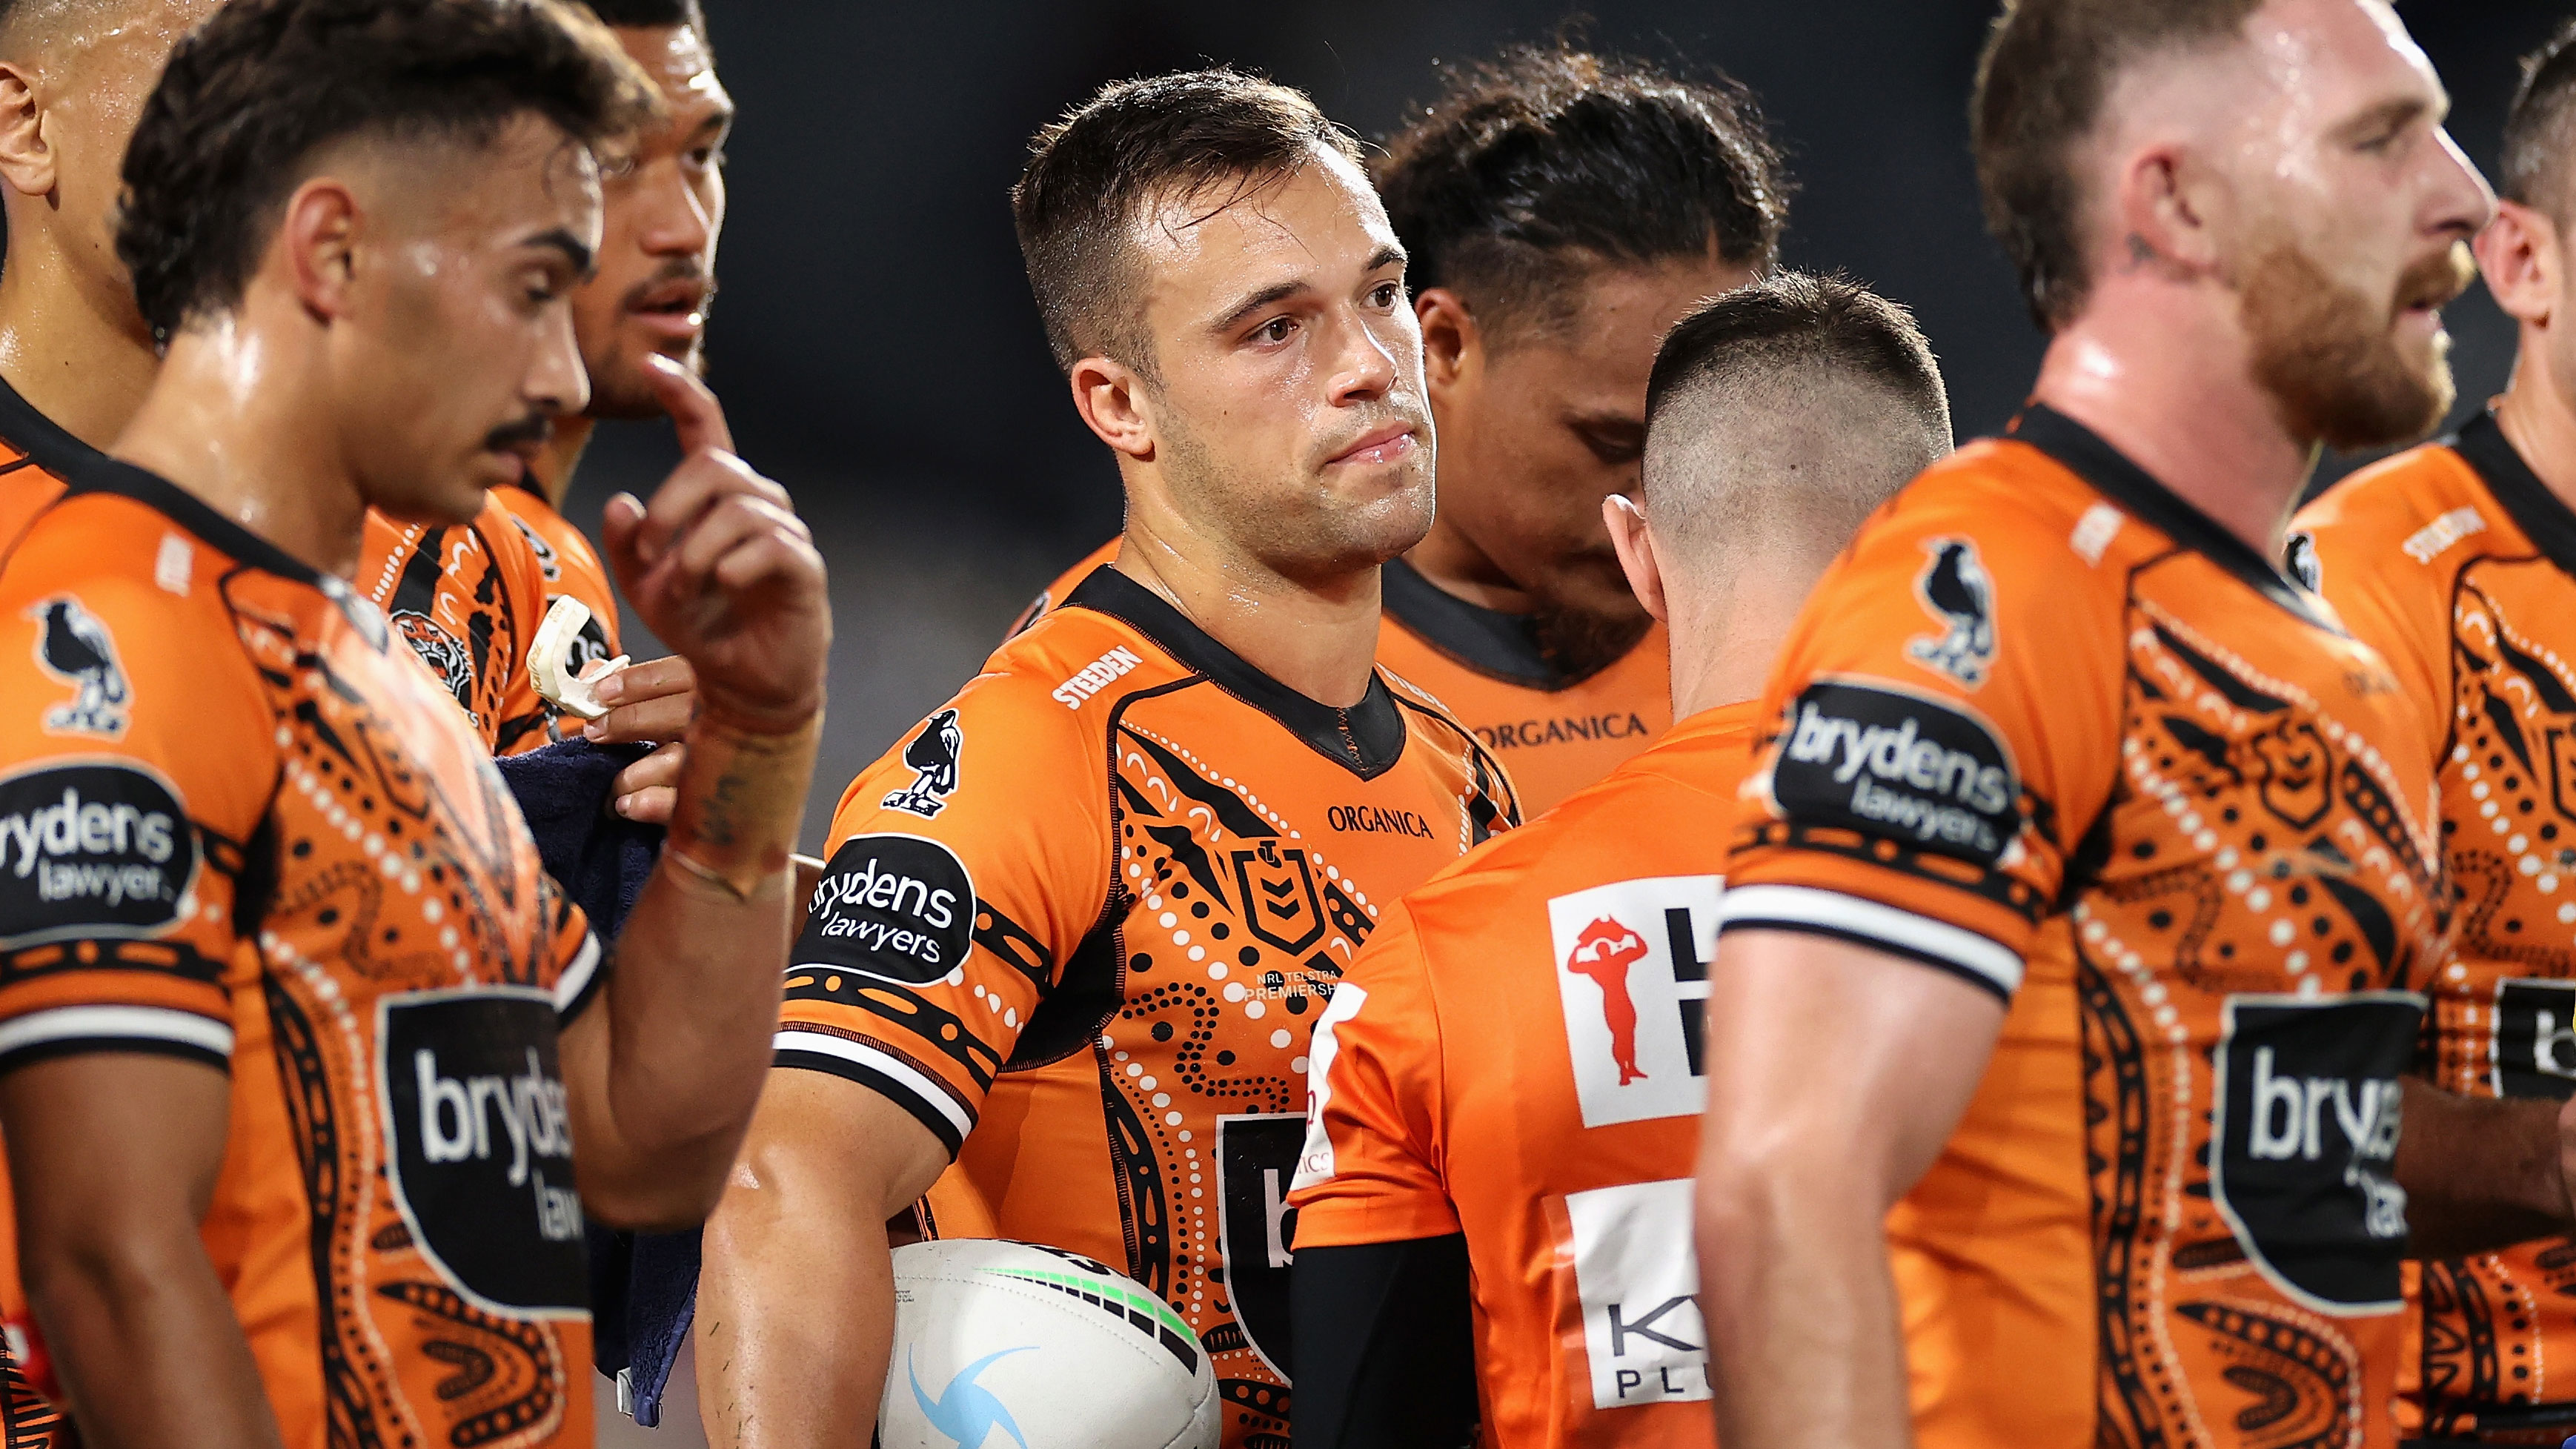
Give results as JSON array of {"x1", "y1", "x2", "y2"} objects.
[{"x1": 880, "y1": 1239, "x2": 1219, "y2": 1449}]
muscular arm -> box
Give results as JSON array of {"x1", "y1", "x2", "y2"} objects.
[
  {"x1": 1695, "y1": 929, "x2": 2008, "y2": 1449},
  {"x1": 0, "y1": 1054, "x2": 281, "y2": 1449},
  {"x1": 2394, "y1": 1078, "x2": 2576, "y2": 1259},
  {"x1": 697, "y1": 1070, "x2": 951, "y2": 1448}
]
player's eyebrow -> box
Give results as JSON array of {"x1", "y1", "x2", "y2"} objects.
[
  {"x1": 1211, "y1": 279, "x2": 1312, "y2": 336},
  {"x1": 523, "y1": 227, "x2": 597, "y2": 279},
  {"x1": 2333, "y1": 93, "x2": 2436, "y2": 145}
]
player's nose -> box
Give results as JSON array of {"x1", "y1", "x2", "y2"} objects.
[
  {"x1": 530, "y1": 310, "x2": 590, "y2": 418},
  {"x1": 641, "y1": 165, "x2": 714, "y2": 257},
  {"x1": 1324, "y1": 312, "x2": 1398, "y2": 405},
  {"x1": 2424, "y1": 126, "x2": 2496, "y2": 242}
]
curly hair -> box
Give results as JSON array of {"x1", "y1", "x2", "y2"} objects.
[
  {"x1": 117, "y1": 0, "x2": 660, "y2": 340},
  {"x1": 1374, "y1": 43, "x2": 1788, "y2": 345}
]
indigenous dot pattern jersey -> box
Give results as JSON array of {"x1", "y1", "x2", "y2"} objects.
[
  {"x1": 780, "y1": 566, "x2": 1518, "y2": 1449},
  {"x1": 497, "y1": 477, "x2": 623, "y2": 713},
  {"x1": 1289, "y1": 702, "x2": 1756, "y2": 1448},
  {"x1": 1012, "y1": 544, "x2": 1669, "y2": 815},
  {"x1": 1722, "y1": 406, "x2": 2446, "y2": 1449},
  {"x1": 2294, "y1": 414, "x2": 2576, "y2": 1442},
  {"x1": 0, "y1": 377, "x2": 96, "y2": 1449},
  {"x1": 0, "y1": 456, "x2": 606, "y2": 1445},
  {"x1": 354, "y1": 493, "x2": 554, "y2": 756}
]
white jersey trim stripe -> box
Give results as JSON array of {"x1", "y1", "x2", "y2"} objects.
[
  {"x1": 552, "y1": 931, "x2": 604, "y2": 1015},
  {"x1": 1717, "y1": 883, "x2": 2025, "y2": 996},
  {"x1": 772, "y1": 1027, "x2": 975, "y2": 1141},
  {"x1": 0, "y1": 1004, "x2": 235, "y2": 1061}
]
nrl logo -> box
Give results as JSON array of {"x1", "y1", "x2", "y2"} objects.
[
  {"x1": 30, "y1": 597, "x2": 132, "y2": 738},
  {"x1": 883, "y1": 708, "x2": 963, "y2": 819},
  {"x1": 1905, "y1": 537, "x2": 1998, "y2": 689}
]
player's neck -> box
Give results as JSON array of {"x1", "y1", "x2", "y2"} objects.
[
  {"x1": 1111, "y1": 515, "x2": 1382, "y2": 710},
  {"x1": 525, "y1": 414, "x2": 594, "y2": 509},
  {"x1": 2494, "y1": 332, "x2": 2576, "y2": 510},
  {"x1": 1668, "y1": 562, "x2": 1804, "y2": 720},
  {"x1": 2032, "y1": 299, "x2": 2317, "y2": 560},
  {"x1": 113, "y1": 315, "x2": 369, "y2": 580},
  {"x1": 1402, "y1": 511, "x2": 1530, "y2": 614},
  {"x1": 0, "y1": 222, "x2": 162, "y2": 451}
]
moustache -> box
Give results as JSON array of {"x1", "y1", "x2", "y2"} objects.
[
  {"x1": 484, "y1": 414, "x2": 555, "y2": 453},
  {"x1": 623, "y1": 259, "x2": 717, "y2": 316},
  {"x1": 2396, "y1": 242, "x2": 2475, "y2": 314}
]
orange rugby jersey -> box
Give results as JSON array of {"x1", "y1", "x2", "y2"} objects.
[
  {"x1": 2295, "y1": 413, "x2": 2576, "y2": 1440},
  {"x1": 0, "y1": 376, "x2": 94, "y2": 1449},
  {"x1": 778, "y1": 565, "x2": 1519, "y2": 1449},
  {"x1": 1724, "y1": 405, "x2": 2446, "y2": 1449},
  {"x1": 1289, "y1": 702, "x2": 1753, "y2": 1447},
  {"x1": 1013, "y1": 544, "x2": 1666, "y2": 813},
  {"x1": 0, "y1": 458, "x2": 605, "y2": 1446},
  {"x1": 355, "y1": 493, "x2": 553, "y2": 755},
  {"x1": 497, "y1": 478, "x2": 622, "y2": 669}
]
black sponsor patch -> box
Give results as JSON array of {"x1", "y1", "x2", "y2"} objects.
[
  {"x1": 1770, "y1": 680, "x2": 2021, "y2": 866},
  {"x1": 2494, "y1": 978, "x2": 2576, "y2": 1101},
  {"x1": 795, "y1": 834, "x2": 975, "y2": 986},
  {"x1": 2209, "y1": 993, "x2": 2420, "y2": 1314},
  {"x1": 1215, "y1": 1113, "x2": 1305, "y2": 1381},
  {"x1": 0, "y1": 763, "x2": 196, "y2": 946},
  {"x1": 379, "y1": 989, "x2": 586, "y2": 1317}
]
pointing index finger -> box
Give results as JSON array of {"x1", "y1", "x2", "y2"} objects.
[{"x1": 645, "y1": 351, "x2": 734, "y2": 458}]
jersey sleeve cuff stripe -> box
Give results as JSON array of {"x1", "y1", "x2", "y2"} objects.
[
  {"x1": 1717, "y1": 884, "x2": 2023, "y2": 998},
  {"x1": 772, "y1": 1029, "x2": 974, "y2": 1155},
  {"x1": 552, "y1": 932, "x2": 605, "y2": 1023},
  {"x1": 0, "y1": 1004, "x2": 234, "y2": 1072}
]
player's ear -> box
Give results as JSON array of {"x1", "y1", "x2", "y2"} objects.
[
  {"x1": 277, "y1": 176, "x2": 364, "y2": 322},
  {"x1": 2477, "y1": 199, "x2": 2557, "y2": 329},
  {"x1": 1604, "y1": 494, "x2": 1667, "y2": 624},
  {"x1": 1069, "y1": 354, "x2": 1156, "y2": 464},
  {"x1": 2112, "y1": 141, "x2": 2212, "y2": 279},
  {"x1": 0, "y1": 59, "x2": 53, "y2": 199},
  {"x1": 1415, "y1": 288, "x2": 1480, "y2": 398}
]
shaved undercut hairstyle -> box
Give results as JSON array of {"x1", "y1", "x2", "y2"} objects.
[
  {"x1": 1012, "y1": 67, "x2": 1362, "y2": 378},
  {"x1": 1641, "y1": 271, "x2": 1949, "y2": 574},
  {"x1": 2503, "y1": 19, "x2": 2576, "y2": 222},
  {"x1": 1376, "y1": 43, "x2": 1787, "y2": 347},
  {"x1": 117, "y1": 0, "x2": 660, "y2": 341},
  {"x1": 1973, "y1": 0, "x2": 2264, "y2": 330}
]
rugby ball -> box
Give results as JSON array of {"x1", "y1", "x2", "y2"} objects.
[{"x1": 880, "y1": 1239, "x2": 1219, "y2": 1449}]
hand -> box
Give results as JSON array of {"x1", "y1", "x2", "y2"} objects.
[
  {"x1": 603, "y1": 744, "x2": 683, "y2": 824},
  {"x1": 600, "y1": 356, "x2": 829, "y2": 734},
  {"x1": 585, "y1": 654, "x2": 697, "y2": 746}
]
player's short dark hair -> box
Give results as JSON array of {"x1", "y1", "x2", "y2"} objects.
[
  {"x1": 1376, "y1": 43, "x2": 1787, "y2": 346},
  {"x1": 1973, "y1": 0, "x2": 2265, "y2": 331},
  {"x1": 118, "y1": 0, "x2": 660, "y2": 341},
  {"x1": 1012, "y1": 67, "x2": 1362, "y2": 377},
  {"x1": 2503, "y1": 20, "x2": 2576, "y2": 222},
  {"x1": 1646, "y1": 271, "x2": 1947, "y2": 434},
  {"x1": 580, "y1": 0, "x2": 700, "y2": 31}
]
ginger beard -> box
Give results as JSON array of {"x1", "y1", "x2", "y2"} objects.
[{"x1": 2237, "y1": 234, "x2": 2477, "y2": 453}]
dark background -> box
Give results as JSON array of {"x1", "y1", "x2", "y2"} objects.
[
  {"x1": 568, "y1": 0, "x2": 2567, "y2": 859},
  {"x1": 588, "y1": 0, "x2": 2570, "y2": 1433}
]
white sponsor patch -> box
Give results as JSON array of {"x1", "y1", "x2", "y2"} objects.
[
  {"x1": 155, "y1": 533, "x2": 193, "y2": 596},
  {"x1": 1547, "y1": 877, "x2": 1719, "y2": 1127},
  {"x1": 1289, "y1": 982, "x2": 1367, "y2": 1190},
  {"x1": 1052, "y1": 646, "x2": 1145, "y2": 709},
  {"x1": 2400, "y1": 506, "x2": 2486, "y2": 564},
  {"x1": 2070, "y1": 503, "x2": 2123, "y2": 566},
  {"x1": 1567, "y1": 1178, "x2": 1707, "y2": 1410}
]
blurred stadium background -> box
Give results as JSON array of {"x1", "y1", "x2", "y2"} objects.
[{"x1": 586, "y1": 0, "x2": 2558, "y2": 1432}]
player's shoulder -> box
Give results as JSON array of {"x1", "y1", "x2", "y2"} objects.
[
  {"x1": 975, "y1": 585, "x2": 1195, "y2": 726},
  {"x1": 1404, "y1": 740, "x2": 1724, "y2": 926},
  {"x1": 1879, "y1": 432, "x2": 2164, "y2": 575},
  {"x1": 2294, "y1": 438, "x2": 2490, "y2": 560}
]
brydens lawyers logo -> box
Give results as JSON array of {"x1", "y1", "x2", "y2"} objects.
[
  {"x1": 1549, "y1": 877, "x2": 1719, "y2": 1127},
  {"x1": 883, "y1": 708, "x2": 963, "y2": 818}
]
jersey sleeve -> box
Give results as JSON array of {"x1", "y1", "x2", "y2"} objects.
[
  {"x1": 1286, "y1": 903, "x2": 1459, "y2": 1246},
  {"x1": 1719, "y1": 482, "x2": 2129, "y2": 1001},
  {"x1": 0, "y1": 565, "x2": 273, "y2": 1075},
  {"x1": 774, "y1": 674, "x2": 1115, "y2": 1157}
]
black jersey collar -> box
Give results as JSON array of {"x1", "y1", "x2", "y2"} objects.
[
  {"x1": 2010, "y1": 403, "x2": 2337, "y2": 631},
  {"x1": 1063, "y1": 564, "x2": 1408, "y2": 777},
  {"x1": 0, "y1": 370, "x2": 110, "y2": 483},
  {"x1": 54, "y1": 445, "x2": 333, "y2": 591},
  {"x1": 2451, "y1": 411, "x2": 2576, "y2": 578},
  {"x1": 1381, "y1": 556, "x2": 1564, "y2": 689}
]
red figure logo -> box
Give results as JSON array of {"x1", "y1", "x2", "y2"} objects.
[{"x1": 1566, "y1": 916, "x2": 1651, "y2": 1084}]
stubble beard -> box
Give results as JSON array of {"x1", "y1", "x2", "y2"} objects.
[{"x1": 2237, "y1": 239, "x2": 2470, "y2": 454}]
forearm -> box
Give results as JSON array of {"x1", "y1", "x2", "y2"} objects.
[
  {"x1": 2396, "y1": 1077, "x2": 2572, "y2": 1259},
  {"x1": 698, "y1": 1164, "x2": 895, "y2": 1448},
  {"x1": 30, "y1": 1230, "x2": 280, "y2": 1449},
  {"x1": 1699, "y1": 1167, "x2": 1913, "y2": 1449},
  {"x1": 602, "y1": 713, "x2": 820, "y2": 1159}
]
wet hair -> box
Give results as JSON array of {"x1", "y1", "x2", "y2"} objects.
[
  {"x1": 1012, "y1": 67, "x2": 1362, "y2": 377},
  {"x1": 2503, "y1": 19, "x2": 2576, "y2": 222},
  {"x1": 117, "y1": 0, "x2": 660, "y2": 341},
  {"x1": 1973, "y1": 0, "x2": 2265, "y2": 330},
  {"x1": 1642, "y1": 271, "x2": 1950, "y2": 567},
  {"x1": 580, "y1": 0, "x2": 699, "y2": 31},
  {"x1": 1376, "y1": 43, "x2": 1787, "y2": 346}
]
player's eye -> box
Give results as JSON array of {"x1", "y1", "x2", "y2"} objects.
[
  {"x1": 597, "y1": 153, "x2": 640, "y2": 182},
  {"x1": 688, "y1": 145, "x2": 728, "y2": 170},
  {"x1": 1367, "y1": 281, "x2": 1404, "y2": 310},
  {"x1": 1577, "y1": 426, "x2": 1644, "y2": 466},
  {"x1": 1251, "y1": 316, "x2": 1296, "y2": 346}
]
